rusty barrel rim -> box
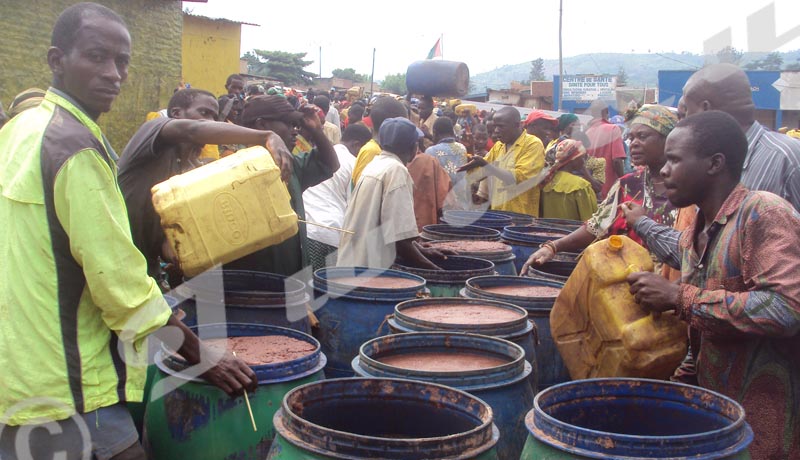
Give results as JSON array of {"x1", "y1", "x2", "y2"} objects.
[
  {"x1": 157, "y1": 322, "x2": 326, "y2": 383},
  {"x1": 313, "y1": 266, "x2": 427, "y2": 301},
  {"x1": 393, "y1": 255, "x2": 496, "y2": 283},
  {"x1": 273, "y1": 377, "x2": 499, "y2": 459},
  {"x1": 392, "y1": 296, "x2": 531, "y2": 337},
  {"x1": 188, "y1": 269, "x2": 310, "y2": 308},
  {"x1": 465, "y1": 275, "x2": 564, "y2": 309},
  {"x1": 421, "y1": 224, "x2": 502, "y2": 242},
  {"x1": 352, "y1": 332, "x2": 530, "y2": 391},
  {"x1": 527, "y1": 378, "x2": 754, "y2": 459}
]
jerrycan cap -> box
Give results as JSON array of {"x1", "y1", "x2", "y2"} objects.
[{"x1": 607, "y1": 235, "x2": 624, "y2": 251}]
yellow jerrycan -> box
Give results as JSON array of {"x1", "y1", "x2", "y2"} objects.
[
  {"x1": 151, "y1": 145, "x2": 298, "y2": 278},
  {"x1": 550, "y1": 235, "x2": 687, "y2": 380}
]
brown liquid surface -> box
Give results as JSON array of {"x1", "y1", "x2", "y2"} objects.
[
  {"x1": 379, "y1": 352, "x2": 509, "y2": 371},
  {"x1": 333, "y1": 276, "x2": 421, "y2": 289},
  {"x1": 402, "y1": 304, "x2": 523, "y2": 324},
  {"x1": 428, "y1": 240, "x2": 510, "y2": 253},
  {"x1": 483, "y1": 285, "x2": 562, "y2": 297},
  {"x1": 203, "y1": 335, "x2": 316, "y2": 365}
]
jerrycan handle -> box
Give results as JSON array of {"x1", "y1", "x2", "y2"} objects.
[{"x1": 626, "y1": 263, "x2": 662, "y2": 320}]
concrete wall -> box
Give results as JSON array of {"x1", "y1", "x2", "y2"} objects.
[
  {"x1": 0, "y1": 0, "x2": 183, "y2": 152},
  {"x1": 181, "y1": 15, "x2": 241, "y2": 98}
]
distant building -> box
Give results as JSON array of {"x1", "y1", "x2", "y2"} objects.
[
  {"x1": 182, "y1": 13, "x2": 259, "y2": 97},
  {"x1": 659, "y1": 70, "x2": 800, "y2": 130}
]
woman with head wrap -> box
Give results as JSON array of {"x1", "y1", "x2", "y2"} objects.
[
  {"x1": 539, "y1": 139, "x2": 598, "y2": 221},
  {"x1": 545, "y1": 113, "x2": 604, "y2": 195},
  {"x1": 523, "y1": 105, "x2": 681, "y2": 275}
]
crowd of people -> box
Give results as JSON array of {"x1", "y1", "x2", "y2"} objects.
[{"x1": 1, "y1": 2, "x2": 800, "y2": 459}]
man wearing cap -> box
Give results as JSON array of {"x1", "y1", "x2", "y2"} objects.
[
  {"x1": 523, "y1": 110, "x2": 558, "y2": 148},
  {"x1": 457, "y1": 106, "x2": 546, "y2": 217},
  {"x1": 226, "y1": 95, "x2": 339, "y2": 276},
  {"x1": 338, "y1": 117, "x2": 443, "y2": 270}
]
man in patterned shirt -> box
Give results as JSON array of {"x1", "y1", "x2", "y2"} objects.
[
  {"x1": 623, "y1": 110, "x2": 800, "y2": 460},
  {"x1": 425, "y1": 117, "x2": 470, "y2": 210}
]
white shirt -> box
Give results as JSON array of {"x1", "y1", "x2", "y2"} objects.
[
  {"x1": 302, "y1": 144, "x2": 355, "y2": 247},
  {"x1": 337, "y1": 151, "x2": 419, "y2": 268},
  {"x1": 326, "y1": 107, "x2": 340, "y2": 128}
]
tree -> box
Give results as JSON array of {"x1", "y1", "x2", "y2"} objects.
[
  {"x1": 784, "y1": 57, "x2": 800, "y2": 71},
  {"x1": 332, "y1": 68, "x2": 368, "y2": 83},
  {"x1": 616, "y1": 66, "x2": 628, "y2": 87},
  {"x1": 745, "y1": 52, "x2": 784, "y2": 71},
  {"x1": 245, "y1": 49, "x2": 316, "y2": 86},
  {"x1": 242, "y1": 51, "x2": 269, "y2": 77},
  {"x1": 529, "y1": 58, "x2": 546, "y2": 81},
  {"x1": 381, "y1": 73, "x2": 407, "y2": 95},
  {"x1": 716, "y1": 46, "x2": 743, "y2": 65}
]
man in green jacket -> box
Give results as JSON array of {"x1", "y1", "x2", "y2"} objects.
[{"x1": 0, "y1": 4, "x2": 255, "y2": 459}]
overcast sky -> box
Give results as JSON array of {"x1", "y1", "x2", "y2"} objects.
[{"x1": 183, "y1": 0, "x2": 800, "y2": 81}]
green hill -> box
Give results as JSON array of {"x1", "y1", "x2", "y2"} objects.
[{"x1": 469, "y1": 50, "x2": 800, "y2": 91}]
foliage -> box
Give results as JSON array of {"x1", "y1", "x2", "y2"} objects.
[
  {"x1": 744, "y1": 52, "x2": 784, "y2": 71},
  {"x1": 784, "y1": 57, "x2": 800, "y2": 71},
  {"x1": 529, "y1": 58, "x2": 546, "y2": 81},
  {"x1": 332, "y1": 68, "x2": 368, "y2": 82},
  {"x1": 616, "y1": 66, "x2": 628, "y2": 87},
  {"x1": 244, "y1": 50, "x2": 317, "y2": 86},
  {"x1": 716, "y1": 46, "x2": 744, "y2": 65},
  {"x1": 242, "y1": 51, "x2": 269, "y2": 77},
  {"x1": 381, "y1": 73, "x2": 407, "y2": 95}
]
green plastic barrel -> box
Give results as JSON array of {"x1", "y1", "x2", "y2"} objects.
[
  {"x1": 521, "y1": 378, "x2": 752, "y2": 459},
  {"x1": 143, "y1": 323, "x2": 326, "y2": 460},
  {"x1": 393, "y1": 255, "x2": 495, "y2": 297},
  {"x1": 267, "y1": 378, "x2": 498, "y2": 459}
]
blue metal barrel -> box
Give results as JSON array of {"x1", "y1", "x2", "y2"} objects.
[
  {"x1": 462, "y1": 275, "x2": 569, "y2": 389},
  {"x1": 442, "y1": 210, "x2": 514, "y2": 230},
  {"x1": 531, "y1": 217, "x2": 584, "y2": 231},
  {"x1": 312, "y1": 267, "x2": 427, "y2": 378},
  {"x1": 421, "y1": 224, "x2": 502, "y2": 242},
  {"x1": 388, "y1": 296, "x2": 537, "y2": 389},
  {"x1": 185, "y1": 270, "x2": 311, "y2": 334},
  {"x1": 143, "y1": 323, "x2": 326, "y2": 460},
  {"x1": 501, "y1": 226, "x2": 571, "y2": 273},
  {"x1": 393, "y1": 255, "x2": 496, "y2": 297},
  {"x1": 489, "y1": 210, "x2": 535, "y2": 226},
  {"x1": 425, "y1": 239, "x2": 517, "y2": 276},
  {"x1": 521, "y1": 378, "x2": 753, "y2": 459},
  {"x1": 267, "y1": 377, "x2": 499, "y2": 459},
  {"x1": 352, "y1": 332, "x2": 532, "y2": 460}
]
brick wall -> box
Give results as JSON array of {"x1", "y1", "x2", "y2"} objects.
[{"x1": 0, "y1": 0, "x2": 182, "y2": 152}]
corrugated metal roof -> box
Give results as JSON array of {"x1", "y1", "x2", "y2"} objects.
[{"x1": 182, "y1": 11, "x2": 259, "y2": 27}]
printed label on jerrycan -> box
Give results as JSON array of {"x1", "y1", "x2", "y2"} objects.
[{"x1": 213, "y1": 192, "x2": 248, "y2": 245}]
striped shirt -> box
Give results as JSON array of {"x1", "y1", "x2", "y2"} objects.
[{"x1": 741, "y1": 122, "x2": 800, "y2": 210}]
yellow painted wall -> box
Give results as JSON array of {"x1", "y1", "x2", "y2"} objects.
[
  {"x1": 0, "y1": 0, "x2": 183, "y2": 152},
  {"x1": 182, "y1": 15, "x2": 242, "y2": 98}
]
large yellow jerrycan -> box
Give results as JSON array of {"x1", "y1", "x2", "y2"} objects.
[
  {"x1": 151, "y1": 146, "x2": 298, "y2": 277},
  {"x1": 550, "y1": 235, "x2": 687, "y2": 380}
]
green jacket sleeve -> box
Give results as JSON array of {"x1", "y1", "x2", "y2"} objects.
[{"x1": 53, "y1": 149, "x2": 171, "y2": 346}]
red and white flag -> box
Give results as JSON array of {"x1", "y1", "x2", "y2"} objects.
[{"x1": 426, "y1": 37, "x2": 442, "y2": 59}]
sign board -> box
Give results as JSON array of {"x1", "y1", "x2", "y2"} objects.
[{"x1": 561, "y1": 75, "x2": 617, "y2": 102}]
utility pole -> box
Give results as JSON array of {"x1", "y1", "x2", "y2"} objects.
[
  {"x1": 369, "y1": 48, "x2": 376, "y2": 97},
  {"x1": 558, "y1": 0, "x2": 564, "y2": 112},
  {"x1": 319, "y1": 46, "x2": 322, "y2": 78}
]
